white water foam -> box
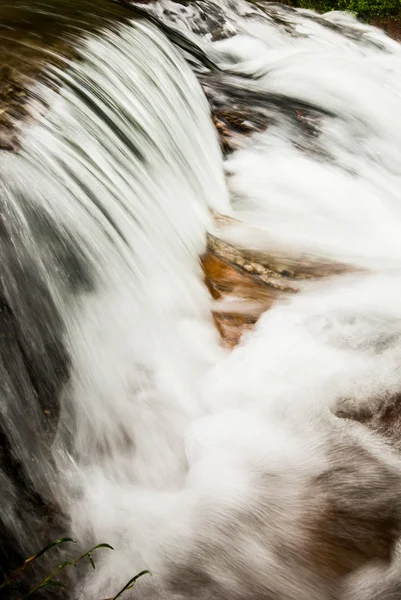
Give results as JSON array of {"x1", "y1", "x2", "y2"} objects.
[
  {"x1": 3, "y1": 2, "x2": 401, "y2": 598},
  {"x1": 63, "y1": 7, "x2": 401, "y2": 600}
]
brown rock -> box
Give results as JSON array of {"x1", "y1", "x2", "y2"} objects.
[{"x1": 202, "y1": 213, "x2": 355, "y2": 348}]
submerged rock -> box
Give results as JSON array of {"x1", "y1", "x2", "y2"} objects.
[{"x1": 202, "y1": 213, "x2": 354, "y2": 348}]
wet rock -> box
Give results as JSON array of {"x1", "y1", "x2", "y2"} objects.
[
  {"x1": 371, "y1": 16, "x2": 401, "y2": 41},
  {"x1": 202, "y1": 213, "x2": 354, "y2": 348},
  {"x1": 336, "y1": 392, "x2": 401, "y2": 452},
  {"x1": 0, "y1": 0, "x2": 144, "y2": 150}
]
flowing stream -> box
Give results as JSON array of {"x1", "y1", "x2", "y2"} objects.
[{"x1": 1, "y1": 1, "x2": 401, "y2": 599}]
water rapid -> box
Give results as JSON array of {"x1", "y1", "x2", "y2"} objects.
[{"x1": 1, "y1": 1, "x2": 401, "y2": 599}]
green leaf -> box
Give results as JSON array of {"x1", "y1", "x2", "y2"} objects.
[
  {"x1": 0, "y1": 538, "x2": 76, "y2": 591},
  {"x1": 88, "y1": 553, "x2": 96, "y2": 570},
  {"x1": 56, "y1": 561, "x2": 77, "y2": 569},
  {"x1": 20, "y1": 579, "x2": 68, "y2": 599},
  {"x1": 91, "y1": 543, "x2": 114, "y2": 551},
  {"x1": 112, "y1": 570, "x2": 151, "y2": 600},
  {"x1": 3, "y1": 538, "x2": 116, "y2": 599},
  {"x1": 35, "y1": 538, "x2": 76, "y2": 560},
  {"x1": 37, "y1": 579, "x2": 68, "y2": 589}
]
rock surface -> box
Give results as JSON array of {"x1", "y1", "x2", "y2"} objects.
[{"x1": 202, "y1": 213, "x2": 354, "y2": 348}]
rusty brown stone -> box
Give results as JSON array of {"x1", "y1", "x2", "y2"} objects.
[
  {"x1": 212, "y1": 312, "x2": 257, "y2": 349},
  {"x1": 202, "y1": 213, "x2": 356, "y2": 348},
  {"x1": 201, "y1": 234, "x2": 297, "y2": 349}
]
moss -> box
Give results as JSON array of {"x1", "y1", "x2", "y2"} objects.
[{"x1": 287, "y1": 0, "x2": 400, "y2": 20}]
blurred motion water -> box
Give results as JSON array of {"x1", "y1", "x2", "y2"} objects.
[{"x1": 1, "y1": 1, "x2": 401, "y2": 599}]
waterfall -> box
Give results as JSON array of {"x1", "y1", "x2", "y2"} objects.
[
  {"x1": 1, "y1": 1, "x2": 401, "y2": 599},
  {"x1": 0, "y1": 13, "x2": 228, "y2": 595}
]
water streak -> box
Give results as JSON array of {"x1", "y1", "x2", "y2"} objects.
[{"x1": 2, "y1": 2, "x2": 401, "y2": 599}]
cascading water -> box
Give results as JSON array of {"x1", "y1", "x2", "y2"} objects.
[
  {"x1": 2, "y1": 1, "x2": 401, "y2": 599},
  {"x1": 0, "y1": 11, "x2": 229, "y2": 595}
]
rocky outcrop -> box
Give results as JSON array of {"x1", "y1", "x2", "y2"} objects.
[{"x1": 202, "y1": 213, "x2": 354, "y2": 348}]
